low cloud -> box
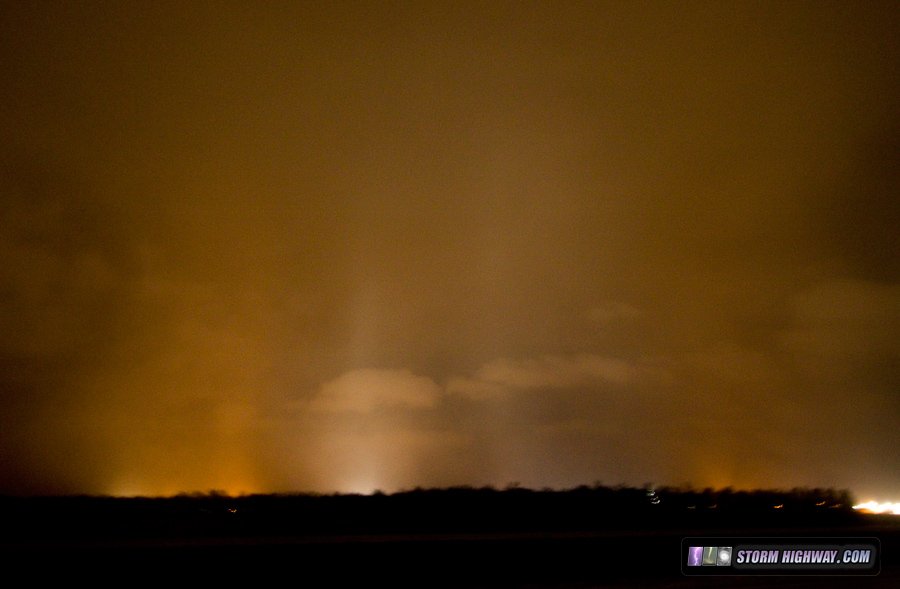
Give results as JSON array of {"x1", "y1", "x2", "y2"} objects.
[
  {"x1": 446, "y1": 354, "x2": 633, "y2": 399},
  {"x1": 310, "y1": 368, "x2": 442, "y2": 413},
  {"x1": 779, "y1": 279, "x2": 900, "y2": 384}
]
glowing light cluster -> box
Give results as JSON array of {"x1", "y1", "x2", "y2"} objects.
[{"x1": 852, "y1": 501, "x2": 900, "y2": 515}]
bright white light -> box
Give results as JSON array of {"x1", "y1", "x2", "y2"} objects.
[
  {"x1": 852, "y1": 501, "x2": 900, "y2": 515},
  {"x1": 338, "y1": 473, "x2": 384, "y2": 495}
]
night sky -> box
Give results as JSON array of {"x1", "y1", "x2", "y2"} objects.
[{"x1": 1, "y1": 2, "x2": 897, "y2": 500}]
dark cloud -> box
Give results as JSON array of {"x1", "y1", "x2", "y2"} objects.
[
  {"x1": 0, "y1": 145, "x2": 137, "y2": 491},
  {"x1": 819, "y1": 128, "x2": 900, "y2": 282}
]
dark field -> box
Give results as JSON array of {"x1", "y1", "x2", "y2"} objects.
[{"x1": 2, "y1": 487, "x2": 897, "y2": 587}]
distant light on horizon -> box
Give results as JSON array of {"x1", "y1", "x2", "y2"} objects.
[
  {"x1": 337, "y1": 475, "x2": 385, "y2": 496},
  {"x1": 106, "y1": 477, "x2": 261, "y2": 498},
  {"x1": 852, "y1": 501, "x2": 900, "y2": 515}
]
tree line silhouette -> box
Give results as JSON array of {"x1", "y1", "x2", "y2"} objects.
[{"x1": 0, "y1": 484, "x2": 861, "y2": 542}]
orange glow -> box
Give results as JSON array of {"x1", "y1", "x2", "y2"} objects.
[
  {"x1": 106, "y1": 469, "x2": 261, "y2": 498},
  {"x1": 0, "y1": 2, "x2": 897, "y2": 501}
]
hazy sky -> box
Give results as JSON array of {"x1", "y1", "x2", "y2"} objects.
[{"x1": 1, "y1": 1, "x2": 897, "y2": 499}]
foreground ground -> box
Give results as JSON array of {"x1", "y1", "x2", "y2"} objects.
[{"x1": 2, "y1": 489, "x2": 896, "y2": 587}]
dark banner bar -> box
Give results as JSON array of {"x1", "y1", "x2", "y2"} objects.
[{"x1": 682, "y1": 536, "x2": 880, "y2": 576}]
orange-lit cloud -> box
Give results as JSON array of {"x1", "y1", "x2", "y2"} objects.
[
  {"x1": 447, "y1": 354, "x2": 634, "y2": 399},
  {"x1": 310, "y1": 368, "x2": 442, "y2": 413}
]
